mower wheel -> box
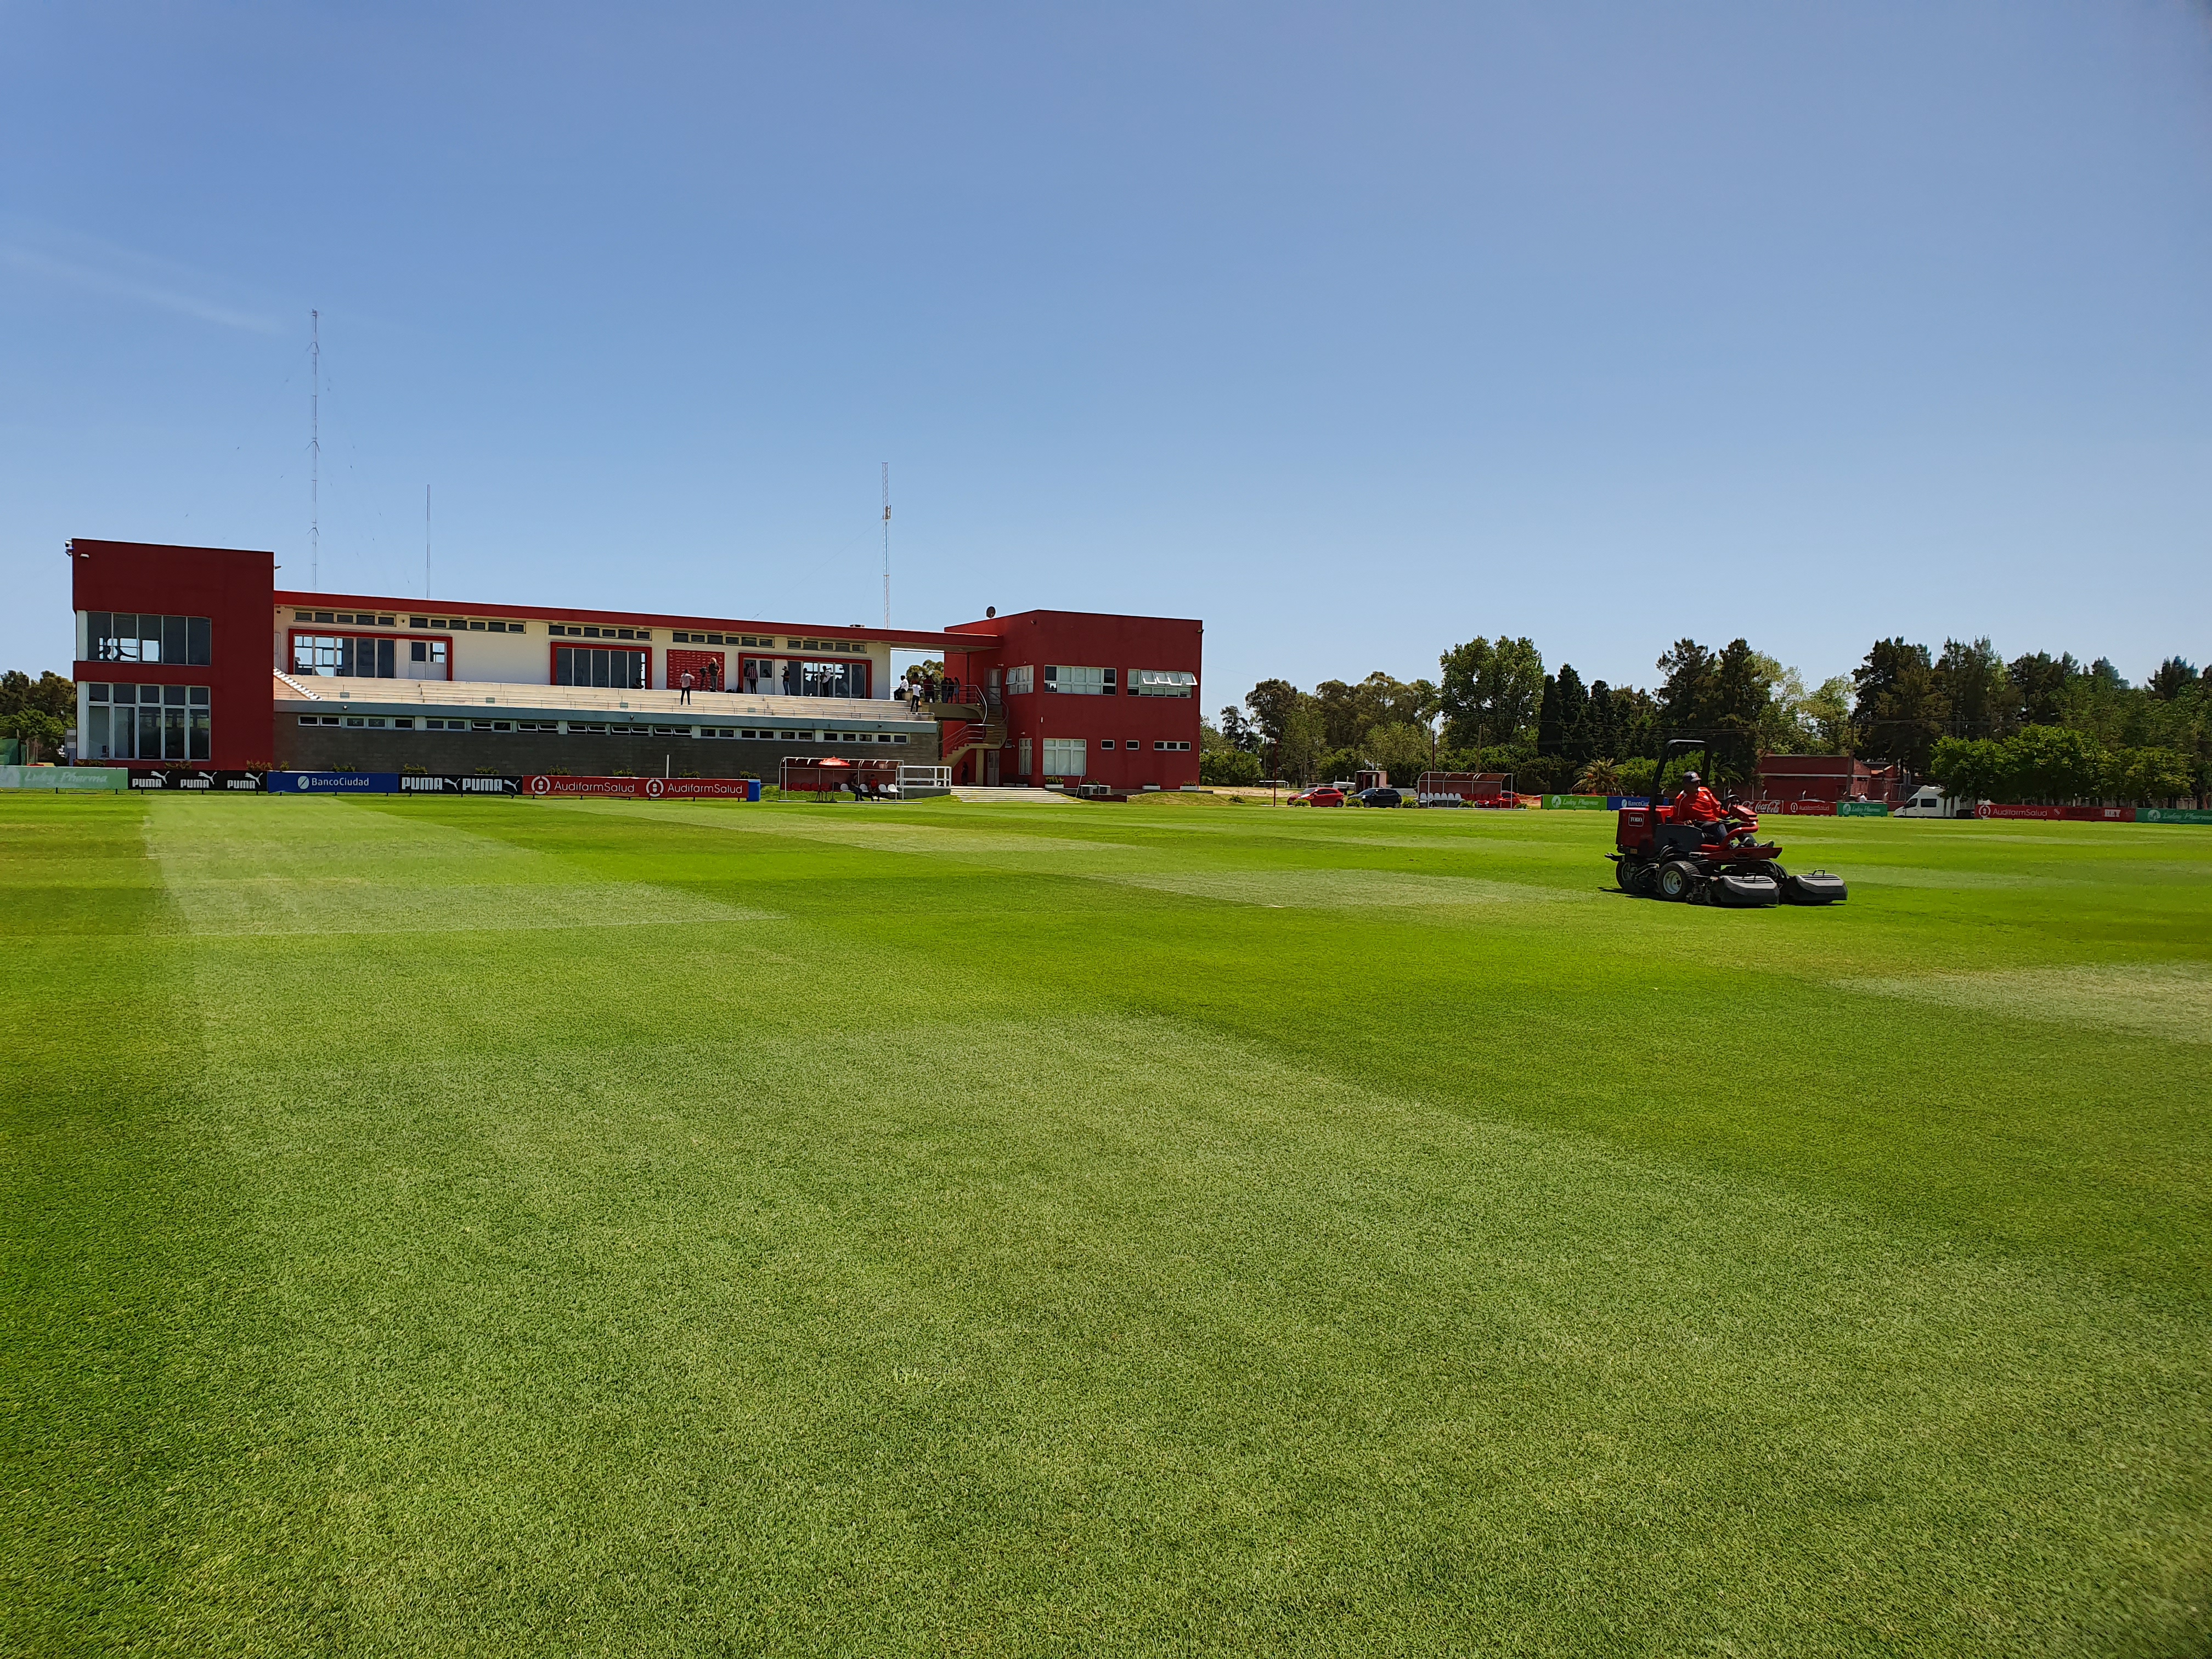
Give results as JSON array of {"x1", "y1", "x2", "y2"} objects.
[
  {"x1": 1656, "y1": 861, "x2": 1700, "y2": 902},
  {"x1": 1616, "y1": 857, "x2": 1647, "y2": 895}
]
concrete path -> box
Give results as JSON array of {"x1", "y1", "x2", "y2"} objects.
[{"x1": 950, "y1": 786, "x2": 1080, "y2": 805}]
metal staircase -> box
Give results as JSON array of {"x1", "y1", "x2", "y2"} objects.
[{"x1": 935, "y1": 700, "x2": 1006, "y2": 780}]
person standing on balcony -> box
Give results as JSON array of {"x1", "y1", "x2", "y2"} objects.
[{"x1": 679, "y1": 669, "x2": 695, "y2": 706}]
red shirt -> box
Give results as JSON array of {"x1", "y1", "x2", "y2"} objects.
[{"x1": 1675, "y1": 786, "x2": 1723, "y2": 823}]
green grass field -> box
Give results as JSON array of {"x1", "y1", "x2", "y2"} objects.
[{"x1": 4, "y1": 792, "x2": 2208, "y2": 1656}]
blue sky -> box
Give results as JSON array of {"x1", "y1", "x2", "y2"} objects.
[{"x1": 4, "y1": 2, "x2": 2208, "y2": 702}]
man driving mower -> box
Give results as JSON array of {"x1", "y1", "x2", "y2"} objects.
[
  {"x1": 1671, "y1": 771, "x2": 1766, "y2": 853},
  {"x1": 1672, "y1": 770, "x2": 1724, "y2": 825},
  {"x1": 1613, "y1": 738, "x2": 1847, "y2": 906}
]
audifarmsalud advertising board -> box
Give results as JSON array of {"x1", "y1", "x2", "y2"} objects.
[
  {"x1": 523, "y1": 775, "x2": 761, "y2": 800},
  {"x1": 265, "y1": 773, "x2": 761, "y2": 798}
]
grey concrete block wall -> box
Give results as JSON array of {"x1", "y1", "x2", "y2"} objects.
[{"x1": 277, "y1": 725, "x2": 942, "y2": 776}]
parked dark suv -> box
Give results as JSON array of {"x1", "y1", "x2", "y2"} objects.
[{"x1": 1357, "y1": 786, "x2": 1404, "y2": 808}]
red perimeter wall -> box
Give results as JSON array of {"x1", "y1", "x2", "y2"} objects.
[{"x1": 69, "y1": 540, "x2": 276, "y2": 770}]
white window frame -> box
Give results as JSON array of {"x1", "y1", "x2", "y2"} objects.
[
  {"x1": 1042, "y1": 665, "x2": 1113, "y2": 695},
  {"x1": 1132, "y1": 669, "x2": 1197, "y2": 698}
]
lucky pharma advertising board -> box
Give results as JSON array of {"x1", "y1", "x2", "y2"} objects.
[{"x1": 0, "y1": 765, "x2": 130, "y2": 791}]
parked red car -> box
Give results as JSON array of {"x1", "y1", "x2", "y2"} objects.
[{"x1": 1290, "y1": 786, "x2": 1347, "y2": 807}]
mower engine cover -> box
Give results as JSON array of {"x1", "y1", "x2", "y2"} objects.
[
  {"x1": 1708, "y1": 872, "x2": 1780, "y2": 908},
  {"x1": 1782, "y1": 871, "x2": 1848, "y2": 905}
]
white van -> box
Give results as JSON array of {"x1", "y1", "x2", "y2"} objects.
[{"x1": 1894, "y1": 785, "x2": 1968, "y2": 819}]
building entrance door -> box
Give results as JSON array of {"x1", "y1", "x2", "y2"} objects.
[{"x1": 984, "y1": 750, "x2": 999, "y2": 786}]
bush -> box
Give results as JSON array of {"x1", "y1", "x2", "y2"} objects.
[
  {"x1": 1200, "y1": 749, "x2": 1262, "y2": 787},
  {"x1": 2005, "y1": 725, "x2": 2106, "y2": 803},
  {"x1": 2110, "y1": 745, "x2": 2194, "y2": 805},
  {"x1": 1512, "y1": 755, "x2": 1573, "y2": 795},
  {"x1": 1930, "y1": 736, "x2": 2005, "y2": 805}
]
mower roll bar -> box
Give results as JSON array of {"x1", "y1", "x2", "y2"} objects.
[{"x1": 1648, "y1": 737, "x2": 1713, "y2": 811}]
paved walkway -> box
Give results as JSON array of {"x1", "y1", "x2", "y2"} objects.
[{"x1": 950, "y1": 786, "x2": 1079, "y2": 805}]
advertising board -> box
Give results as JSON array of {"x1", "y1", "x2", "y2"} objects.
[
  {"x1": 123, "y1": 770, "x2": 265, "y2": 792},
  {"x1": 2137, "y1": 808, "x2": 2212, "y2": 825},
  {"x1": 523, "y1": 775, "x2": 761, "y2": 800},
  {"x1": 1836, "y1": 802, "x2": 1891, "y2": 817},
  {"x1": 398, "y1": 775, "x2": 520, "y2": 794},
  {"x1": 1977, "y1": 804, "x2": 2062, "y2": 820},
  {"x1": 1543, "y1": 794, "x2": 1610, "y2": 810},
  {"x1": 0, "y1": 765, "x2": 130, "y2": 792},
  {"x1": 2059, "y1": 805, "x2": 2131, "y2": 822},
  {"x1": 267, "y1": 771, "x2": 402, "y2": 793}
]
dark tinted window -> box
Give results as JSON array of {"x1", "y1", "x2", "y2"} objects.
[{"x1": 188, "y1": 617, "x2": 212, "y2": 664}]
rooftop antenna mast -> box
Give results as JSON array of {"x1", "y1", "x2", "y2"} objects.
[
  {"x1": 881, "y1": 462, "x2": 891, "y2": 630},
  {"x1": 309, "y1": 310, "x2": 320, "y2": 589}
]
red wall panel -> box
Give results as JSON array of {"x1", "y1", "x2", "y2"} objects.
[{"x1": 69, "y1": 539, "x2": 275, "y2": 769}]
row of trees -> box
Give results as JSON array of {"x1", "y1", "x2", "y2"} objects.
[
  {"x1": 1854, "y1": 640, "x2": 2211, "y2": 773},
  {"x1": 1205, "y1": 636, "x2": 2212, "y2": 804},
  {"x1": 0, "y1": 670, "x2": 76, "y2": 762},
  {"x1": 1930, "y1": 728, "x2": 2196, "y2": 808}
]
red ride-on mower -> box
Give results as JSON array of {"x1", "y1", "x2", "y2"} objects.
[{"x1": 1610, "y1": 740, "x2": 1847, "y2": 907}]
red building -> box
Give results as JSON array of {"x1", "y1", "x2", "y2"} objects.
[
  {"x1": 68, "y1": 539, "x2": 276, "y2": 770},
  {"x1": 65, "y1": 538, "x2": 1201, "y2": 786},
  {"x1": 1757, "y1": 754, "x2": 1904, "y2": 805},
  {"x1": 944, "y1": 610, "x2": 1203, "y2": 790}
]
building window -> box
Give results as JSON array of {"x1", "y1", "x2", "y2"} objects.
[
  {"x1": 1153, "y1": 740, "x2": 1192, "y2": 751},
  {"x1": 1018, "y1": 737, "x2": 1032, "y2": 777},
  {"x1": 87, "y1": 613, "x2": 213, "y2": 667},
  {"x1": 1131, "y1": 670, "x2": 1197, "y2": 698},
  {"x1": 1042, "y1": 665, "x2": 1112, "y2": 695},
  {"x1": 736, "y1": 656, "x2": 870, "y2": 698},
  {"x1": 1099, "y1": 740, "x2": 1115, "y2": 750},
  {"x1": 86, "y1": 683, "x2": 210, "y2": 760},
  {"x1": 1005, "y1": 665, "x2": 1034, "y2": 695},
  {"x1": 555, "y1": 646, "x2": 648, "y2": 689},
  {"x1": 292, "y1": 633, "x2": 400, "y2": 678},
  {"x1": 1043, "y1": 737, "x2": 1086, "y2": 776}
]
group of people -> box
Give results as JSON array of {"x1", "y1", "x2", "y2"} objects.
[
  {"x1": 674, "y1": 659, "x2": 727, "y2": 704},
  {"x1": 679, "y1": 659, "x2": 986, "y2": 711},
  {"x1": 901, "y1": 670, "x2": 964, "y2": 710}
]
